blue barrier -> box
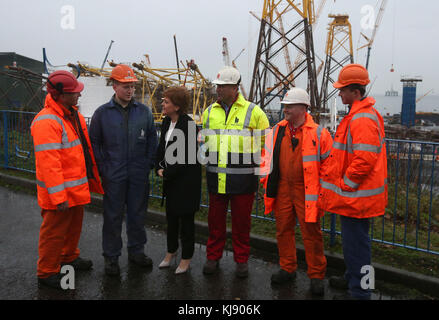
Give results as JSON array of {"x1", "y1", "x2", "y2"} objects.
[{"x1": 1, "y1": 110, "x2": 439, "y2": 255}]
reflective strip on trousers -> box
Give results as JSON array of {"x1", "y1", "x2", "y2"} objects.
[
  {"x1": 206, "y1": 166, "x2": 255, "y2": 175},
  {"x1": 320, "y1": 180, "x2": 386, "y2": 198},
  {"x1": 36, "y1": 176, "x2": 88, "y2": 194}
]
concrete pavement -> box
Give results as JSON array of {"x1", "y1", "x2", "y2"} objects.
[{"x1": 0, "y1": 184, "x2": 435, "y2": 300}]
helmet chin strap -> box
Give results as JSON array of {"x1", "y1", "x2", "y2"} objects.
[{"x1": 46, "y1": 78, "x2": 64, "y2": 94}]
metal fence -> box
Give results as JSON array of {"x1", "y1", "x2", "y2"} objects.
[{"x1": 1, "y1": 110, "x2": 439, "y2": 255}]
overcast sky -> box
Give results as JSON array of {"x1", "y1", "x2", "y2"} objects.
[{"x1": 1, "y1": 0, "x2": 438, "y2": 100}]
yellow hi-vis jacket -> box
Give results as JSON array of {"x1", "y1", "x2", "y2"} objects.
[{"x1": 201, "y1": 93, "x2": 270, "y2": 194}]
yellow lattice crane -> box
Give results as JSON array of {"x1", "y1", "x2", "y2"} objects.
[
  {"x1": 320, "y1": 14, "x2": 354, "y2": 112},
  {"x1": 70, "y1": 58, "x2": 215, "y2": 123}
]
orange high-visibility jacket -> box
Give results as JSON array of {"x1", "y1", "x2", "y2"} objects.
[
  {"x1": 317, "y1": 97, "x2": 388, "y2": 218},
  {"x1": 260, "y1": 113, "x2": 333, "y2": 222},
  {"x1": 31, "y1": 94, "x2": 104, "y2": 210}
]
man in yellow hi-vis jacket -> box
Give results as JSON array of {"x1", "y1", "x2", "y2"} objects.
[{"x1": 201, "y1": 66, "x2": 269, "y2": 278}]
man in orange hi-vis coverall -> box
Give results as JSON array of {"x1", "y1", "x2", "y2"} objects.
[
  {"x1": 260, "y1": 88, "x2": 332, "y2": 296},
  {"x1": 318, "y1": 64, "x2": 387, "y2": 300},
  {"x1": 31, "y1": 70, "x2": 104, "y2": 289}
]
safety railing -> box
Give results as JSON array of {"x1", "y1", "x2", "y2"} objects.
[{"x1": 1, "y1": 110, "x2": 439, "y2": 255}]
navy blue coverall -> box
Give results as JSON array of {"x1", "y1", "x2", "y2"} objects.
[{"x1": 89, "y1": 97, "x2": 157, "y2": 258}]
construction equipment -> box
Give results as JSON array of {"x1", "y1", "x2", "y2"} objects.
[
  {"x1": 416, "y1": 89, "x2": 434, "y2": 103},
  {"x1": 320, "y1": 14, "x2": 354, "y2": 112},
  {"x1": 222, "y1": 37, "x2": 231, "y2": 66},
  {"x1": 249, "y1": 0, "x2": 321, "y2": 115},
  {"x1": 358, "y1": 0, "x2": 388, "y2": 70},
  {"x1": 221, "y1": 37, "x2": 248, "y2": 98},
  {"x1": 69, "y1": 57, "x2": 214, "y2": 123},
  {"x1": 0, "y1": 65, "x2": 46, "y2": 111},
  {"x1": 100, "y1": 40, "x2": 114, "y2": 71}
]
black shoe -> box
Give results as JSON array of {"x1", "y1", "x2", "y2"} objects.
[
  {"x1": 61, "y1": 257, "x2": 93, "y2": 271},
  {"x1": 271, "y1": 269, "x2": 296, "y2": 284},
  {"x1": 202, "y1": 259, "x2": 219, "y2": 275},
  {"x1": 128, "y1": 253, "x2": 153, "y2": 268},
  {"x1": 105, "y1": 256, "x2": 120, "y2": 276},
  {"x1": 38, "y1": 273, "x2": 63, "y2": 290},
  {"x1": 310, "y1": 278, "x2": 325, "y2": 296},
  {"x1": 329, "y1": 276, "x2": 349, "y2": 290},
  {"x1": 236, "y1": 263, "x2": 248, "y2": 279}
]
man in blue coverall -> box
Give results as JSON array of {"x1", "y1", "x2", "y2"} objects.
[{"x1": 90, "y1": 64, "x2": 157, "y2": 276}]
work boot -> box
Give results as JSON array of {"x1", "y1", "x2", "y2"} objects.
[
  {"x1": 38, "y1": 273, "x2": 63, "y2": 290},
  {"x1": 329, "y1": 276, "x2": 349, "y2": 290},
  {"x1": 310, "y1": 278, "x2": 325, "y2": 296},
  {"x1": 128, "y1": 253, "x2": 153, "y2": 268},
  {"x1": 61, "y1": 257, "x2": 93, "y2": 271},
  {"x1": 271, "y1": 269, "x2": 296, "y2": 284},
  {"x1": 104, "y1": 256, "x2": 120, "y2": 276},
  {"x1": 236, "y1": 263, "x2": 249, "y2": 279},
  {"x1": 202, "y1": 259, "x2": 219, "y2": 275}
]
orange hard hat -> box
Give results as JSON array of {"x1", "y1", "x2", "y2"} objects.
[
  {"x1": 110, "y1": 64, "x2": 138, "y2": 83},
  {"x1": 333, "y1": 63, "x2": 370, "y2": 88}
]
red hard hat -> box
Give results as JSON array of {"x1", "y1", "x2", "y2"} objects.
[
  {"x1": 333, "y1": 64, "x2": 370, "y2": 88},
  {"x1": 110, "y1": 64, "x2": 138, "y2": 83},
  {"x1": 46, "y1": 70, "x2": 84, "y2": 94}
]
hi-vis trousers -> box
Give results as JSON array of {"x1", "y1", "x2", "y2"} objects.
[
  {"x1": 37, "y1": 205, "x2": 83, "y2": 278},
  {"x1": 274, "y1": 180, "x2": 327, "y2": 279}
]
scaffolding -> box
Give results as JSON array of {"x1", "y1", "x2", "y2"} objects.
[{"x1": 249, "y1": 0, "x2": 321, "y2": 115}]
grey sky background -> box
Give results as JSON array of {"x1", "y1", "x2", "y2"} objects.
[{"x1": 1, "y1": 0, "x2": 438, "y2": 104}]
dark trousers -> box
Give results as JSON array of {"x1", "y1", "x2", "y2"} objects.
[
  {"x1": 166, "y1": 211, "x2": 195, "y2": 259},
  {"x1": 102, "y1": 179, "x2": 149, "y2": 258},
  {"x1": 340, "y1": 215, "x2": 372, "y2": 300}
]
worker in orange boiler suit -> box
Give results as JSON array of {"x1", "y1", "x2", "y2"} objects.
[{"x1": 260, "y1": 87, "x2": 333, "y2": 296}]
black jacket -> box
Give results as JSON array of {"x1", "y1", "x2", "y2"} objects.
[{"x1": 155, "y1": 114, "x2": 202, "y2": 215}]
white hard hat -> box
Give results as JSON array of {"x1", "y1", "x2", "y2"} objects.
[
  {"x1": 212, "y1": 66, "x2": 241, "y2": 85},
  {"x1": 280, "y1": 87, "x2": 311, "y2": 107}
]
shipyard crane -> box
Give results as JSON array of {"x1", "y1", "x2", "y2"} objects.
[
  {"x1": 291, "y1": 0, "x2": 329, "y2": 72},
  {"x1": 222, "y1": 37, "x2": 231, "y2": 66},
  {"x1": 275, "y1": 7, "x2": 294, "y2": 87},
  {"x1": 320, "y1": 14, "x2": 354, "y2": 112},
  {"x1": 416, "y1": 89, "x2": 434, "y2": 103},
  {"x1": 221, "y1": 37, "x2": 248, "y2": 98},
  {"x1": 358, "y1": 0, "x2": 388, "y2": 69},
  {"x1": 100, "y1": 40, "x2": 114, "y2": 71}
]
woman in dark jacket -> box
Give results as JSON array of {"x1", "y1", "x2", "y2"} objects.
[{"x1": 155, "y1": 86, "x2": 202, "y2": 274}]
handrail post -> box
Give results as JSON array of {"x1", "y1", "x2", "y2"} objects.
[{"x1": 3, "y1": 111, "x2": 8, "y2": 169}]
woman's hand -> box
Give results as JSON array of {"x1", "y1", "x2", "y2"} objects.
[{"x1": 157, "y1": 169, "x2": 164, "y2": 177}]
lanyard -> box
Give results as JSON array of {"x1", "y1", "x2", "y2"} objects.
[{"x1": 288, "y1": 122, "x2": 302, "y2": 151}]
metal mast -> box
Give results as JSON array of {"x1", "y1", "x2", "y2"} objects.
[{"x1": 249, "y1": 0, "x2": 321, "y2": 115}]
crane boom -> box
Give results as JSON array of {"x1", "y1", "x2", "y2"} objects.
[
  {"x1": 357, "y1": 0, "x2": 388, "y2": 69},
  {"x1": 100, "y1": 40, "x2": 114, "y2": 71},
  {"x1": 222, "y1": 37, "x2": 231, "y2": 66},
  {"x1": 416, "y1": 89, "x2": 434, "y2": 103},
  {"x1": 222, "y1": 37, "x2": 247, "y2": 98}
]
